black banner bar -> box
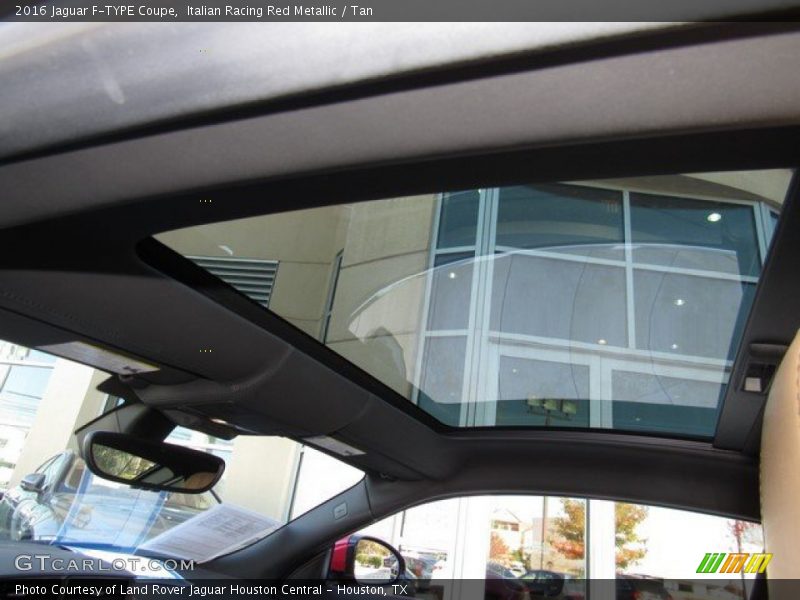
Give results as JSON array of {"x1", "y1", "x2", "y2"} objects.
[
  {"x1": 5, "y1": 0, "x2": 800, "y2": 22},
  {"x1": 2, "y1": 578, "x2": 797, "y2": 599}
]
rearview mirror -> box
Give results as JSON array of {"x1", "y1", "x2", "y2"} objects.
[{"x1": 83, "y1": 431, "x2": 224, "y2": 494}]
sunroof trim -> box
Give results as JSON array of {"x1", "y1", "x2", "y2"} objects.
[{"x1": 156, "y1": 169, "x2": 790, "y2": 442}]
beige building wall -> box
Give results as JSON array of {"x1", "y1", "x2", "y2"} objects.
[
  {"x1": 326, "y1": 195, "x2": 437, "y2": 398},
  {"x1": 158, "y1": 194, "x2": 439, "y2": 399},
  {"x1": 9, "y1": 359, "x2": 107, "y2": 486},
  {"x1": 158, "y1": 205, "x2": 348, "y2": 338},
  {"x1": 690, "y1": 169, "x2": 794, "y2": 206},
  {"x1": 221, "y1": 436, "x2": 300, "y2": 521},
  {"x1": 585, "y1": 169, "x2": 793, "y2": 204}
]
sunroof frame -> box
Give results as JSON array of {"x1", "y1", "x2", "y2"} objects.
[{"x1": 137, "y1": 128, "x2": 799, "y2": 453}]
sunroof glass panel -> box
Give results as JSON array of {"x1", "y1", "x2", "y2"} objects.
[{"x1": 157, "y1": 169, "x2": 792, "y2": 438}]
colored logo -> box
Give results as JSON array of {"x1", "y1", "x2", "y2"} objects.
[{"x1": 696, "y1": 553, "x2": 772, "y2": 574}]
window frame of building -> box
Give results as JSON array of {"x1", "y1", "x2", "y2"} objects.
[
  {"x1": 320, "y1": 249, "x2": 344, "y2": 343},
  {"x1": 413, "y1": 183, "x2": 777, "y2": 432}
]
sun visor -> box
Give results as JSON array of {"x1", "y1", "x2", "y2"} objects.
[
  {"x1": 133, "y1": 348, "x2": 374, "y2": 438},
  {"x1": 39, "y1": 340, "x2": 159, "y2": 375}
]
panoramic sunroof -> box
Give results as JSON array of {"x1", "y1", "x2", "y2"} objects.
[{"x1": 157, "y1": 169, "x2": 792, "y2": 438}]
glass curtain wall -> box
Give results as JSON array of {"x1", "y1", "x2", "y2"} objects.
[{"x1": 419, "y1": 181, "x2": 778, "y2": 435}]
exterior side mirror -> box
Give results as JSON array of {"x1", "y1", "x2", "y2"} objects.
[
  {"x1": 83, "y1": 431, "x2": 224, "y2": 494},
  {"x1": 20, "y1": 473, "x2": 45, "y2": 494},
  {"x1": 329, "y1": 534, "x2": 406, "y2": 586}
]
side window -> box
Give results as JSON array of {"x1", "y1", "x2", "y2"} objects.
[
  {"x1": 291, "y1": 446, "x2": 364, "y2": 519},
  {"x1": 356, "y1": 495, "x2": 586, "y2": 600},
  {"x1": 356, "y1": 495, "x2": 763, "y2": 600}
]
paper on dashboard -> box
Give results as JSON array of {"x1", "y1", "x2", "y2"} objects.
[{"x1": 139, "y1": 503, "x2": 281, "y2": 563}]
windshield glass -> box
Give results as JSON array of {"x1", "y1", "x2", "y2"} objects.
[
  {"x1": 0, "y1": 340, "x2": 364, "y2": 562},
  {"x1": 0, "y1": 455, "x2": 217, "y2": 550},
  {"x1": 158, "y1": 169, "x2": 792, "y2": 438}
]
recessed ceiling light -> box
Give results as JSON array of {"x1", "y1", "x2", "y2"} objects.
[
  {"x1": 448, "y1": 272, "x2": 457, "y2": 280},
  {"x1": 218, "y1": 244, "x2": 234, "y2": 255},
  {"x1": 674, "y1": 298, "x2": 685, "y2": 306},
  {"x1": 670, "y1": 343, "x2": 679, "y2": 350},
  {"x1": 597, "y1": 339, "x2": 608, "y2": 345},
  {"x1": 707, "y1": 213, "x2": 722, "y2": 223}
]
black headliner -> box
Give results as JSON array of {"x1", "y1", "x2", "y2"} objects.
[{"x1": 3, "y1": 25, "x2": 800, "y2": 525}]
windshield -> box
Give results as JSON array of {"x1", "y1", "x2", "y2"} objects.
[
  {"x1": 0, "y1": 339, "x2": 365, "y2": 562},
  {"x1": 0, "y1": 454, "x2": 217, "y2": 551},
  {"x1": 158, "y1": 169, "x2": 792, "y2": 438}
]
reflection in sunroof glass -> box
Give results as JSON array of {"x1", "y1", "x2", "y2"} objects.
[{"x1": 157, "y1": 170, "x2": 792, "y2": 438}]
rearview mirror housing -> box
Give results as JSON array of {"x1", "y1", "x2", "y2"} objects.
[{"x1": 83, "y1": 431, "x2": 224, "y2": 494}]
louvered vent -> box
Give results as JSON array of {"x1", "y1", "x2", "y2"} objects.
[{"x1": 188, "y1": 256, "x2": 278, "y2": 307}]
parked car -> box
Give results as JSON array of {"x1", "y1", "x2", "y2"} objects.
[
  {"x1": 519, "y1": 569, "x2": 566, "y2": 597},
  {"x1": 0, "y1": 450, "x2": 217, "y2": 544},
  {"x1": 616, "y1": 575, "x2": 673, "y2": 600},
  {"x1": 561, "y1": 578, "x2": 586, "y2": 600},
  {"x1": 486, "y1": 562, "x2": 531, "y2": 600}
]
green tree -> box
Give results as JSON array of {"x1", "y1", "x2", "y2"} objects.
[
  {"x1": 512, "y1": 546, "x2": 530, "y2": 566},
  {"x1": 93, "y1": 445, "x2": 156, "y2": 481},
  {"x1": 615, "y1": 504, "x2": 648, "y2": 569},
  {"x1": 551, "y1": 500, "x2": 648, "y2": 570},
  {"x1": 550, "y1": 499, "x2": 585, "y2": 560}
]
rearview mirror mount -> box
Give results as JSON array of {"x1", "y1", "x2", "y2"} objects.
[{"x1": 83, "y1": 431, "x2": 224, "y2": 494}]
